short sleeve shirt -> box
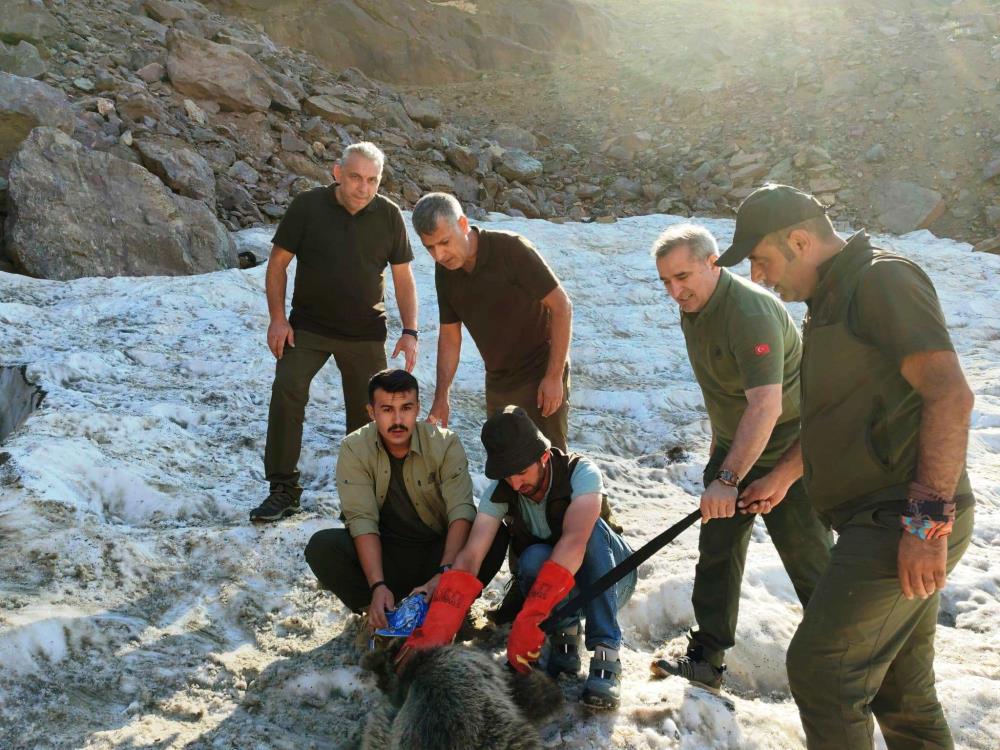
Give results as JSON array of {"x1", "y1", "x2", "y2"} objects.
[
  {"x1": 680, "y1": 270, "x2": 802, "y2": 465},
  {"x1": 272, "y1": 186, "x2": 412, "y2": 341},
  {"x1": 478, "y1": 457, "x2": 603, "y2": 539},
  {"x1": 435, "y1": 228, "x2": 559, "y2": 389}
]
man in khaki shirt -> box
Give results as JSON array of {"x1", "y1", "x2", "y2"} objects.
[{"x1": 305, "y1": 369, "x2": 506, "y2": 629}]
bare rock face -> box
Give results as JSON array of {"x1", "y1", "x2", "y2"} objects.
[
  {"x1": 0, "y1": 73, "x2": 74, "y2": 158},
  {"x1": 496, "y1": 149, "x2": 544, "y2": 183},
  {"x1": 302, "y1": 95, "x2": 373, "y2": 127},
  {"x1": 0, "y1": 40, "x2": 46, "y2": 78},
  {"x1": 136, "y1": 135, "x2": 216, "y2": 204},
  {"x1": 165, "y1": 29, "x2": 298, "y2": 112},
  {"x1": 5, "y1": 128, "x2": 237, "y2": 280},
  {"x1": 873, "y1": 180, "x2": 946, "y2": 234},
  {"x1": 0, "y1": 1, "x2": 61, "y2": 45}
]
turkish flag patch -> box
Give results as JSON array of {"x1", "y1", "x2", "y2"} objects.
[{"x1": 754, "y1": 343, "x2": 771, "y2": 356}]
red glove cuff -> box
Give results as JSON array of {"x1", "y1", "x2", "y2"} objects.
[{"x1": 403, "y1": 569, "x2": 482, "y2": 652}]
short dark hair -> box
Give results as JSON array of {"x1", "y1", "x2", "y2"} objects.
[{"x1": 368, "y1": 368, "x2": 419, "y2": 404}]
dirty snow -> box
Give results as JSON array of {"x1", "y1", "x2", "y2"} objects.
[{"x1": 1, "y1": 213, "x2": 998, "y2": 749}]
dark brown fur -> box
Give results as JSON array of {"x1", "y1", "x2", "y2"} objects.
[{"x1": 360, "y1": 642, "x2": 563, "y2": 750}]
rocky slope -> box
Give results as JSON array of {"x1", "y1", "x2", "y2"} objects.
[{"x1": 1, "y1": 0, "x2": 998, "y2": 280}]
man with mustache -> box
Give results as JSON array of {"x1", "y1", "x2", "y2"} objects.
[
  {"x1": 650, "y1": 223, "x2": 832, "y2": 691},
  {"x1": 250, "y1": 142, "x2": 419, "y2": 523},
  {"x1": 304, "y1": 369, "x2": 507, "y2": 631}
]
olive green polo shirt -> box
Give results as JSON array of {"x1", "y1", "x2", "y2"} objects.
[
  {"x1": 272, "y1": 185, "x2": 412, "y2": 342},
  {"x1": 680, "y1": 269, "x2": 802, "y2": 466},
  {"x1": 336, "y1": 420, "x2": 477, "y2": 537},
  {"x1": 435, "y1": 227, "x2": 559, "y2": 390}
]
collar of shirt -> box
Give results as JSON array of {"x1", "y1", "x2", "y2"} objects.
[
  {"x1": 683, "y1": 267, "x2": 732, "y2": 325},
  {"x1": 466, "y1": 226, "x2": 491, "y2": 276},
  {"x1": 807, "y1": 230, "x2": 871, "y2": 308}
]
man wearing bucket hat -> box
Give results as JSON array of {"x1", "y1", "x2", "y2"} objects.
[
  {"x1": 722, "y1": 184, "x2": 976, "y2": 748},
  {"x1": 649, "y1": 222, "x2": 832, "y2": 692},
  {"x1": 401, "y1": 406, "x2": 635, "y2": 710}
]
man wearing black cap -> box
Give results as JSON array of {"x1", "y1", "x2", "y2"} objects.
[
  {"x1": 649, "y1": 223, "x2": 832, "y2": 691},
  {"x1": 721, "y1": 184, "x2": 976, "y2": 748},
  {"x1": 400, "y1": 406, "x2": 634, "y2": 710}
]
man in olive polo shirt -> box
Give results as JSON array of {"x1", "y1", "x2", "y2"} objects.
[
  {"x1": 724, "y1": 184, "x2": 975, "y2": 748},
  {"x1": 649, "y1": 223, "x2": 832, "y2": 691},
  {"x1": 409, "y1": 192, "x2": 573, "y2": 450},
  {"x1": 304, "y1": 369, "x2": 506, "y2": 630},
  {"x1": 250, "y1": 142, "x2": 419, "y2": 523}
]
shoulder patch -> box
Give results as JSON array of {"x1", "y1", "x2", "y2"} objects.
[{"x1": 754, "y1": 343, "x2": 771, "y2": 356}]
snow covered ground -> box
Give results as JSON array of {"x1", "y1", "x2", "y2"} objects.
[{"x1": 1, "y1": 212, "x2": 997, "y2": 749}]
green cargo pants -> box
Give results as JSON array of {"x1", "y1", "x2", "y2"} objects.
[
  {"x1": 485, "y1": 363, "x2": 570, "y2": 451},
  {"x1": 264, "y1": 328, "x2": 386, "y2": 488},
  {"x1": 690, "y1": 449, "x2": 833, "y2": 667},
  {"x1": 786, "y1": 504, "x2": 974, "y2": 750}
]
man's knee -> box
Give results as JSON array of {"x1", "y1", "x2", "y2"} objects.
[
  {"x1": 517, "y1": 544, "x2": 552, "y2": 584},
  {"x1": 272, "y1": 361, "x2": 313, "y2": 404},
  {"x1": 305, "y1": 528, "x2": 354, "y2": 578}
]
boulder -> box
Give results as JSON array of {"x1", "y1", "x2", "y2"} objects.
[
  {"x1": 416, "y1": 164, "x2": 454, "y2": 192},
  {"x1": 228, "y1": 159, "x2": 260, "y2": 185},
  {"x1": 165, "y1": 29, "x2": 295, "y2": 113},
  {"x1": 303, "y1": 95, "x2": 374, "y2": 127},
  {"x1": 373, "y1": 99, "x2": 419, "y2": 137},
  {"x1": 0, "y1": 73, "x2": 74, "y2": 158},
  {"x1": 496, "y1": 149, "x2": 543, "y2": 182},
  {"x1": 445, "y1": 144, "x2": 478, "y2": 174},
  {"x1": 216, "y1": 175, "x2": 263, "y2": 221},
  {"x1": 0, "y1": 1, "x2": 60, "y2": 44},
  {"x1": 873, "y1": 180, "x2": 946, "y2": 235},
  {"x1": 135, "y1": 62, "x2": 165, "y2": 83},
  {"x1": 401, "y1": 94, "x2": 442, "y2": 127},
  {"x1": 491, "y1": 123, "x2": 538, "y2": 151},
  {"x1": 5, "y1": 128, "x2": 237, "y2": 279},
  {"x1": 0, "y1": 40, "x2": 45, "y2": 78},
  {"x1": 136, "y1": 135, "x2": 216, "y2": 203},
  {"x1": 143, "y1": 0, "x2": 189, "y2": 24}
]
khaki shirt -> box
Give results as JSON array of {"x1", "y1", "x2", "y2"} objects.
[
  {"x1": 680, "y1": 269, "x2": 802, "y2": 466},
  {"x1": 336, "y1": 421, "x2": 477, "y2": 537}
]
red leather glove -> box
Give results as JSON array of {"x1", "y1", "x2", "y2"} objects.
[
  {"x1": 507, "y1": 560, "x2": 574, "y2": 673},
  {"x1": 401, "y1": 570, "x2": 482, "y2": 654}
]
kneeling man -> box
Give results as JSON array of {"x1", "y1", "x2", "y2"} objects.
[
  {"x1": 305, "y1": 369, "x2": 506, "y2": 631},
  {"x1": 403, "y1": 406, "x2": 635, "y2": 710}
]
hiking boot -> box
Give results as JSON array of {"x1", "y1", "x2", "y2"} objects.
[
  {"x1": 486, "y1": 578, "x2": 525, "y2": 625},
  {"x1": 544, "y1": 628, "x2": 582, "y2": 678},
  {"x1": 581, "y1": 655, "x2": 622, "y2": 710},
  {"x1": 650, "y1": 646, "x2": 725, "y2": 691},
  {"x1": 249, "y1": 484, "x2": 301, "y2": 523}
]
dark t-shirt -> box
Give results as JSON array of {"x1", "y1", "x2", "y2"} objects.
[
  {"x1": 272, "y1": 186, "x2": 412, "y2": 341},
  {"x1": 435, "y1": 228, "x2": 560, "y2": 390},
  {"x1": 379, "y1": 453, "x2": 440, "y2": 544}
]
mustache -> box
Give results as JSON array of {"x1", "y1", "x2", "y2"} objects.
[{"x1": 388, "y1": 424, "x2": 409, "y2": 432}]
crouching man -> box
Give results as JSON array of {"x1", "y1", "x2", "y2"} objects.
[
  {"x1": 305, "y1": 369, "x2": 507, "y2": 631},
  {"x1": 402, "y1": 406, "x2": 635, "y2": 710}
]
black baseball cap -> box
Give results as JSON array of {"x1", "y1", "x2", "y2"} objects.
[
  {"x1": 481, "y1": 406, "x2": 550, "y2": 480},
  {"x1": 717, "y1": 184, "x2": 827, "y2": 267}
]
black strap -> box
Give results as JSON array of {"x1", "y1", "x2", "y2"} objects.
[{"x1": 541, "y1": 509, "x2": 701, "y2": 634}]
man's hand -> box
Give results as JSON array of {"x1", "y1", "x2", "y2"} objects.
[
  {"x1": 267, "y1": 319, "x2": 295, "y2": 359},
  {"x1": 537, "y1": 373, "x2": 564, "y2": 418},
  {"x1": 738, "y1": 472, "x2": 791, "y2": 515},
  {"x1": 426, "y1": 395, "x2": 450, "y2": 427},
  {"x1": 368, "y1": 585, "x2": 395, "y2": 630},
  {"x1": 391, "y1": 333, "x2": 418, "y2": 373},
  {"x1": 898, "y1": 532, "x2": 948, "y2": 600},
  {"x1": 409, "y1": 573, "x2": 441, "y2": 601},
  {"x1": 700, "y1": 480, "x2": 738, "y2": 522}
]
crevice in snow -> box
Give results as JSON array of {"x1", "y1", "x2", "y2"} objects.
[{"x1": 0, "y1": 365, "x2": 45, "y2": 444}]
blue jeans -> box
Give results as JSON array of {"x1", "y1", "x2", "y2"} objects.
[{"x1": 517, "y1": 518, "x2": 636, "y2": 650}]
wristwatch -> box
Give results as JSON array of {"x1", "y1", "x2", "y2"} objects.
[
  {"x1": 402, "y1": 328, "x2": 419, "y2": 339},
  {"x1": 436, "y1": 563, "x2": 453, "y2": 575},
  {"x1": 715, "y1": 469, "x2": 740, "y2": 488}
]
